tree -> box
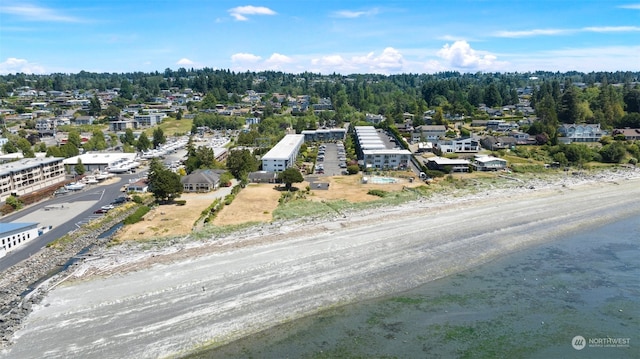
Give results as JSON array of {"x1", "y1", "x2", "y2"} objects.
[
  {"x1": 74, "y1": 159, "x2": 86, "y2": 176},
  {"x1": 147, "y1": 159, "x2": 183, "y2": 203},
  {"x1": 278, "y1": 167, "x2": 304, "y2": 190},
  {"x1": 103, "y1": 105, "x2": 120, "y2": 119},
  {"x1": 219, "y1": 172, "x2": 234, "y2": 187},
  {"x1": 88, "y1": 95, "x2": 102, "y2": 116},
  {"x1": 67, "y1": 130, "x2": 82, "y2": 149},
  {"x1": 136, "y1": 132, "x2": 151, "y2": 151},
  {"x1": 121, "y1": 128, "x2": 136, "y2": 146},
  {"x1": 226, "y1": 149, "x2": 258, "y2": 179},
  {"x1": 599, "y1": 142, "x2": 626, "y2": 163},
  {"x1": 152, "y1": 127, "x2": 166, "y2": 148},
  {"x1": 558, "y1": 86, "x2": 580, "y2": 124},
  {"x1": 84, "y1": 129, "x2": 107, "y2": 151}
]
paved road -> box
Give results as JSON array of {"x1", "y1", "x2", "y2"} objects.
[{"x1": 0, "y1": 172, "x2": 141, "y2": 272}]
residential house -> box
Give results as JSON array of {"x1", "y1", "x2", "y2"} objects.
[
  {"x1": 365, "y1": 113, "x2": 386, "y2": 125},
  {"x1": 245, "y1": 117, "x2": 261, "y2": 126},
  {"x1": 75, "y1": 116, "x2": 95, "y2": 125},
  {"x1": 312, "y1": 98, "x2": 333, "y2": 111},
  {"x1": 248, "y1": 171, "x2": 278, "y2": 183},
  {"x1": 436, "y1": 137, "x2": 480, "y2": 153},
  {"x1": 480, "y1": 136, "x2": 517, "y2": 150},
  {"x1": 424, "y1": 156, "x2": 470, "y2": 172},
  {"x1": 473, "y1": 155, "x2": 508, "y2": 171},
  {"x1": 486, "y1": 120, "x2": 519, "y2": 132},
  {"x1": 126, "y1": 179, "x2": 148, "y2": 193},
  {"x1": 612, "y1": 128, "x2": 640, "y2": 141},
  {"x1": 412, "y1": 125, "x2": 447, "y2": 143},
  {"x1": 558, "y1": 124, "x2": 605, "y2": 143},
  {"x1": 181, "y1": 169, "x2": 222, "y2": 193},
  {"x1": 36, "y1": 119, "x2": 56, "y2": 137}
]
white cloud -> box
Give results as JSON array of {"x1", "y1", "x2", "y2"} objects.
[
  {"x1": 436, "y1": 41, "x2": 504, "y2": 70},
  {"x1": 494, "y1": 26, "x2": 640, "y2": 38},
  {"x1": 352, "y1": 47, "x2": 404, "y2": 73},
  {"x1": 332, "y1": 8, "x2": 380, "y2": 18},
  {"x1": 230, "y1": 53, "x2": 292, "y2": 71},
  {"x1": 0, "y1": 4, "x2": 83, "y2": 22},
  {"x1": 618, "y1": 4, "x2": 640, "y2": 9},
  {"x1": 231, "y1": 53, "x2": 262, "y2": 63},
  {"x1": 0, "y1": 57, "x2": 45, "y2": 74},
  {"x1": 228, "y1": 5, "x2": 276, "y2": 21},
  {"x1": 176, "y1": 58, "x2": 195, "y2": 65},
  {"x1": 265, "y1": 53, "x2": 292, "y2": 64},
  {"x1": 583, "y1": 26, "x2": 640, "y2": 33},
  {"x1": 494, "y1": 28, "x2": 569, "y2": 38}
]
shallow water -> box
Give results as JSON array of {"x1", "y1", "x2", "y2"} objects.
[{"x1": 191, "y1": 213, "x2": 640, "y2": 358}]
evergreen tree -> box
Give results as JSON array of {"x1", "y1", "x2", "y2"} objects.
[
  {"x1": 136, "y1": 132, "x2": 151, "y2": 151},
  {"x1": 152, "y1": 127, "x2": 166, "y2": 148}
]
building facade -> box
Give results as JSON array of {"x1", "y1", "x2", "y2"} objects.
[
  {"x1": 261, "y1": 134, "x2": 305, "y2": 172},
  {"x1": 0, "y1": 157, "x2": 66, "y2": 203},
  {"x1": 0, "y1": 222, "x2": 40, "y2": 258},
  {"x1": 362, "y1": 149, "x2": 412, "y2": 170}
]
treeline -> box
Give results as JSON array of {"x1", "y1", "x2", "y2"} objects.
[{"x1": 2, "y1": 69, "x2": 640, "y2": 131}]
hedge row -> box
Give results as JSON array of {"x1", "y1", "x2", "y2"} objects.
[{"x1": 123, "y1": 205, "x2": 150, "y2": 225}]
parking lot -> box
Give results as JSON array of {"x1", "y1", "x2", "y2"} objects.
[{"x1": 314, "y1": 142, "x2": 347, "y2": 177}]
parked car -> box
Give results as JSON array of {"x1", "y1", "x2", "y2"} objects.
[
  {"x1": 93, "y1": 208, "x2": 109, "y2": 214},
  {"x1": 53, "y1": 187, "x2": 69, "y2": 196},
  {"x1": 111, "y1": 196, "x2": 129, "y2": 205},
  {"x1": 101, "y1": 204, "x2": 115, "y2": 211}
]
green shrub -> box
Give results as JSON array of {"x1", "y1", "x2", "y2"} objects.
[
  {"x1": 425, "y1": 169, "x2": 446, "y2": 178},
  {"x1": 123, "y1": 206, "x2": 150, "y2": 225},
  {"x1": 174, "y1": 200, "x2": 187, "y2": 206},
  {"x1": 367, "y1": 189, "x2": 388, "y2": 197},
  {"x1": 5, "y1": 195, "x2": 23, "y2": 210},
  {"x1": 347, "y1": 164, "x2": 359, "y2": 175}
]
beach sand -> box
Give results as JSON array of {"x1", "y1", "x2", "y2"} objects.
[{"x1": 2, "y1": 169, "x2": 640, "y2": 358}]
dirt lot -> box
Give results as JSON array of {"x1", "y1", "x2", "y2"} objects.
[
  {"x1": 115, "y1": 173, "x2": 424, "y2": 238},
  {"x1": 115, "y1": 192, "x2": 221, "y2": 241}
]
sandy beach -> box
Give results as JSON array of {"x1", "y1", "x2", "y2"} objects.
[{"x1": 2, "y1": 169, "x2": 640, "y2": 358}]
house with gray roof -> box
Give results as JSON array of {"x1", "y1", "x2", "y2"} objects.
[{"x1": 181, "y1": 169, "x2": 222, "y2": 192}]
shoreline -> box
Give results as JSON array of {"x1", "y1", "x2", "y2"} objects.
[{"x1": 2, "y1": 168, "x2": 640, "y2": 358}]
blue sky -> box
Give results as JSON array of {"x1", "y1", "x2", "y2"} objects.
[{"x1": 1, "y1": 1, "x2": 639, "y2": 75}]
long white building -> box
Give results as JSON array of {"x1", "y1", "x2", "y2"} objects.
[
  {"x1": 0, "y1": 157, "x2": 66, "y2": 203},
  {"x1": 0, "y1": 222, "x2": 39, "y2": 258},
  {"x1": 261, "y1": 134, "x2": 305, "y2": 172}
]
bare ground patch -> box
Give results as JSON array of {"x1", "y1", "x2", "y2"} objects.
[
  {"x1": 114, "y1": 193, "x2": 219, "y2": 241},
  {"x1": 212, "y1": 183, "x2": 282, "y2": 226}
]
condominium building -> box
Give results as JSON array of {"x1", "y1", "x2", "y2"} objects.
[
  {"x1": 261, "y1": 134, "x2": 305, "y2": 172},
  {"x1": 0, "y1": 157, "x2": 66, "y2": 203}
]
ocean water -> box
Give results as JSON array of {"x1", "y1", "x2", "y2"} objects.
[{"x1": 191, "y1": 214, "x2": 640, "y2": 358}]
